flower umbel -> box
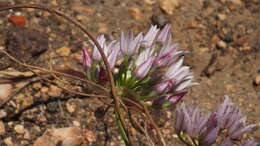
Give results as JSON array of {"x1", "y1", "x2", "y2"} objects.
[
  {"x1": 82, "y1": 24, "x2": 197, "y2": 108},
  {"x1": 216, "y1": 96, "x2": 256, "y2": 140},
  {"x1": 175, "y1": 97, "x2": 257, "y2": 146}
]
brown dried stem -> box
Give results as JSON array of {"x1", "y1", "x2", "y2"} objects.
[
  {"x1": 0, "y1": 4, "x2": 168, "y2": 146},
  {"x1": 0, "y1": 4, "x2": 130, "y2": 145},
  {"x1": 0, "y1": 49, "x2": 108, "y2": 104}
]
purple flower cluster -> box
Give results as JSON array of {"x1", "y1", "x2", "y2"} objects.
[
  {"x1": 175, "y1": 97, "x2": 257, "y2": 146},
  {"x1": 82, "y1": 24, "x2": 198, "y2": 107}
]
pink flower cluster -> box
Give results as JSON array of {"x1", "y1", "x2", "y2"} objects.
[
  {"x1": 175, "y1": 97, "x2": 257, "y2": 146},
  {"x1": 82, "y1": 24, "x2": 198, "y2": 107}
]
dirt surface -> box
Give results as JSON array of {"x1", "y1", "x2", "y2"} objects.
[{"x1": 0, "y1": 0, "x2": 259, "y2": 145}]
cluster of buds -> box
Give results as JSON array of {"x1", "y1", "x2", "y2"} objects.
[
  {"x1": 82, "y1": 24, "x2": 198, "y2": 108},
  {"x1": 175, "y1": 96, "x2": 257, "y2": 146}
]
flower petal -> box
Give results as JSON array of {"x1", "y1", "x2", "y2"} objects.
[
  {"x1": 92, "y1": 35, "x2": 107, "y2": 61},
  {"x1": 202, "y1": 126, "x2": 219, "y2": 145},
  {"x1": 157, "y1": 24, "x2": 172, "y2": 44},
  {"x1": 82, "y1": 47, "x2": 92, "y2": 69},
  {"x1": 135, "y1": 57, "x2": 154, "y2": 79},
  {"x1": 142, "y1": 25, "x2": 159, "y2": 47}
]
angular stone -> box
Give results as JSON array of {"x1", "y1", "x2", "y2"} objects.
[
  {"x1": 34, "y1": 127, "x2": 86, "y2": 146},
  {"x1": 160, "y1": 0, "x2": 180, "y2": 15}
]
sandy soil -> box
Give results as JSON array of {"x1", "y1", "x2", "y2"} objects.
[{"x1": 0, "y1": 0, "x2": 259, "y2": 145}]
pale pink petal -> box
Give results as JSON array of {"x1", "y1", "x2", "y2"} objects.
[
  {"x1": 142, "y1": 25, "x2": 159, "y2": 47},
  {"x1": 157, "y1": 24, "x2": 172, "y2": 44},
  {"x1": 135, "y1": 57, "x2": 154, "y2": 79},
  {"x1": 82, "y1": 47, "x2": 92, "y2": 69}
]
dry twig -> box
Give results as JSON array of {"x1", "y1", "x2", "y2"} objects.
[{"x1": 0, "y1": 4, "x2": 167, "y2": 145}]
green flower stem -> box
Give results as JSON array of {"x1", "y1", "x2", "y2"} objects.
[
  {"x1": 90, "y1": 62, "x2": 97, "y2": 82},
  {"x1": 177, "y1": 132, "x2": 193, "y2": 146},
  {"x1": 119, "y1": 57, "x2": 130, "y2": 85},
  {"x1": 116, "y1": 112, "x2": 130, "y2": 145},
  {"x1": 128, "y1": 110, "x2": 145, "y2": 134}
]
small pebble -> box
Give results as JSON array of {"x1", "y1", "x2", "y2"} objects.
[
  {"x1": 110, "y1": 141, "x2": 116, "y2": 146},
  {"x1": 160, "y1": 0, "x2": 180, "y2": 15},
  {"x1": 66, "y1": 102, "x2": 76, "y2": 113},
  {"x1": 96, "y1": 123, "x2": 105, "y2": 131},
  {"x1": 151, "y1": 13, "x2": 169, "y2": 28},
  {"x1": 8, "y1": 15, "x2": 26, "y2": 26},
  {"x1": 22, "y1": 96, "x2": 34, "y2": 107},
  {"x1": 47, "y1": 102, "x2": 59, "y2": 113},
  {"x1": 0, "y1": 84, "x2": 13, "y2": 102},
  {"x1": 40, "y1": 87, "x2": 49, "y2": 93},
  {"x1": 130, "y1": 127, "x2": 138, "y2": 136},
  {"x1": 32, "y1": 82, "x2": 42, "y2": 90},
  {"x1": 14, "y1": 124, "x2": 25, "y2": 134},
  {"x1": 0, "y1": 19, "x2": 4, "y2": 25},
  {"x1": 216, "y1": 40, "x2": 227, "y2": 49},
  {"x1": 48, "y1": 85, "x2": 61, "y2": 97},
  {"x1": 34, "y1": 127, "x2": 85, "y2": 146},
  {"x1": 4, "y1": 137, "x2": 13, "y2": 145},
  {"x1": 144, "y1": 0, "x2": 156, "y2": 4},
  {"x1": 21, "y1": 140, "x2": 29, "y2": 145},
  {"x1": 72, "y1": 51, "x2": 83, "y2": 63},
  {"x1": 71, "y1": 5, "x2": 95, "y2": 14},
  {"x1": 222, "y1": 32, "x2": 233, "y2": 43},
  {"x1": 0, "y1": 120, "x2": 5, "y2": 135},
  {"x1": 239, "y1": 44, "x2": 252, "y2": 51},
  {"x1": 186, "y1": 20, "x2": 199, "y2": 29},
  {"x1": 217, "y1": 13, "x2": 227, "y2": 21},
  {"x1": 128, "y1": 7, "x2": 142, "y2": 20},
  {"x1": 254, "y1": 74, "x2": 260, "y2": 86},
  {"x1": 76, "y1": 14, "x2": 90, "y2": 22},
  {"x1": 0, "y1": 110, "x2": 7, "y2": 118},
  {"x1": 225, "y1": 84, "x2": 235, "y2": 91},
  {"x1": 73, "y1": 121, "x2": 81, "y2": 127},
  {"x1": 236, "y1": 36, "x2": 247, "y2": 46},
  {"x1": 98, "y1": 23, "x2": 108, "y2": 33},
  {"x1": 85, "y1": 129, "x2": 96, "y2": 143},
  {"x1": 231, "y1": 0, "x2": 243, "y2": 5},
  {"x1": 24, "y1": 129, "x2": 31, "y2": 139},
  {"x1": 56, "y1": 46, "x2": 71, "y2": 57}
]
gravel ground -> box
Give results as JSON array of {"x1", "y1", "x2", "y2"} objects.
[{"x1": 0, "y1": 0, "x2": 259, "y2": 145}]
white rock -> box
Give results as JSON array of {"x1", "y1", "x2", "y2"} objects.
[
  {"x1": 160, "y1": 0, "x2": 180, "y2": 15},
  {"x1": 0, "y1": 84, "x2": 12, "y2": 102},
  {"x1": 66, "y1": 102, "x2": 76, "y2": 113},
  {"x1": 144, "y1": 0, "x2": 156, "y2": 4},
  {"x1": 33, "y1": 127, "x2": 86, "y2": 146},
  {"x1": 24, "y1": 129, "x2": 31, "y2": 139},
  {"x1": 14, "y1": 124, "x2": 25, "y2": 134},
  {"x1": 84, "y1": 129, "x2": 96, "y2": 144},
  {"x1": 217, "y1": 40, "x2": 227, "y2": 49},
  {"x1": 72, "y1": 121, "x2": 80, "y2": 127},
  {"x1": 0, "y1": 120, "x2": 5, "y2": 135},
  {"x1": 254, "y1": 74, "x2": 260, "y2": 85},
  {"x1": 0, "y1": 110, "x2": 7, "y2": 118},
  {"x1": 56, "y1": 46, "x2": 71, "y2": 57},
  {"x1": 4, "y1": 137, "x2": 13, "y2": 145}
]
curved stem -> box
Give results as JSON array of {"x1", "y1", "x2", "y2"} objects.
[
  {"x1": 0, "y1": 4, "x2": 129, "y2": 144},
  {"x1": 0, "y1": 48, "x2": 108, "y2": 93},
  {"x1": 143, "y1": 105, "x2": 166, "y2": 146}
]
